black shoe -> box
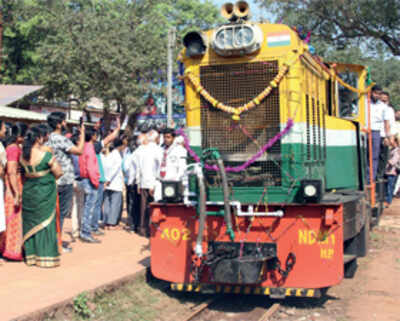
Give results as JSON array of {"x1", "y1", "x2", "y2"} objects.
[
  {"x1": 79, "y1": 235, "x2": 102, "y2": 244},
  {"x1": 62, "y1": 241, "x2": 73, "y2": 252},
  {"x1": 124, "y1": 226, "x2": 136, "y2": 233},
  {"x1": 138, "y1": 228, "x2": 150, "y2": 237},
  {"x1": 62, "y1": 246, "x2": 73, "y2": 253},
  {"x1": 92, "y1": 229, "x2": 105, "y2": 236}
]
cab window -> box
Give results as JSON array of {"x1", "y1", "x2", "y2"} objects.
[{"x1": 338, "y1": 71, "x2": 359, "y2": 119}]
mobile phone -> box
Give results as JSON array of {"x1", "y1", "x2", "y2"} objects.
[{"x1": 79, "y1": 117, "x2": 83, "y2": 126}]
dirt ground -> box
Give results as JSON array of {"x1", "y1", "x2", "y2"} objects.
[
  {"x1": 0, "y1": 214, "x2": 150, "y2": 321},
  {"x1": 189, "y1": 205, "x2": 400, "y2": 321},
  {"x1": 44, "y1": 201, "x2": 400, "y2": 321},
  {"x1": 269, "y1": 201, "x2": 400, "y2": 321}
]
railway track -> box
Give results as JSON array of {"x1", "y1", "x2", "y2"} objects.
[
  {"x1": 179, "y1": 296, "x2": 281, "y2": 321},
  {"x1": 257, "y1": 303, "x2": 281, "y2": 321}
]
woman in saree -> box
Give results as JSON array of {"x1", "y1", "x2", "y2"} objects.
[
  {"x1": 0, "y1": 123, "x2": 27, "y2": 261},
  {"x1": 20, "y1": 127, "x2": 63, "y2": 268},
  {"x1": 0, "y1": 121, "x2": 8, "y2": 244}
]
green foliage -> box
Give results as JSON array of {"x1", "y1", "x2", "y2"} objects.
[
  {"x1": 0, "y1": 0, "x2": 48, "y2": 83},
  {"x1": 4, "y1": 0, "x2": 397, "y2": 113},
  {"x1": 256, "y1": 0, "x2": 400, "y2": 108},
  {"x1": 0, "y1": 0, "x2": 221, "y2": 118},
  {"x1": 256, "y1": 0, "x2": 400, "y2": 56},
  {"x1": 313, "y1": 46, "x2": 400, "y2": 109},
  {"x1": 35, "y1": 0, "x2": 164, "y2": 115},
  {"x1": 73, "y1": 292, "x2": 91, "y2": 319}
]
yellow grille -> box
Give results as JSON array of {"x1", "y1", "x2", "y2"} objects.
[{"x1": 200, "y1": 61, "x2": 281, "y2": 187}]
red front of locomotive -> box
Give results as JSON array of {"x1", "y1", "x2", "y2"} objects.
[{"x1": 150, "y1": 203, "x2": 344, "y2": 296}]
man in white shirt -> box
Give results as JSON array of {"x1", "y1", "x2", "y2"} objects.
[
  {"x1": 124, "y1": 136, "x2": 142, "y2": 232},
  {"x1": 136, "y1": 130, "x2": 162, "y2": 236},
  {"x1": 380, "y1": 92, "x2": 396, "y2": 136},
  {"x1": 367, "y1": 85, "x2": 391, "y2": 183},
  {"x1": 103, "y1": 138, "x2": 126, "y2": 229},
  {"x1": 377, "y1": 91, "x2": 395, "y2": 179},
  {"x1": 394, "y1": 110, "x2": 400, "y2": 138},
  {"x1": 392, "y1": 110, "x2": 400, "y2": 197},
  {"x1": 155, "y1": 128, "x2": 187, "y2": 201}
]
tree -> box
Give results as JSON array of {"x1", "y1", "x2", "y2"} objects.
[
  {"x1": 36, "y1": 0, "x2": 164, "y2": 120},
  {"x1": 255, "y1": 0, "x2": 400, "y2": 108},
  {"x1": 16, "y1": 0, "x2": 221, "y2": 122},
  {"x1": 319, "y1": 46, "x2": 400, "y2": 108},
  {"x1": 256, "y1": 0, "x2": 400, "y2": 56},
  {"x1": 0, "y1": 0, "x2": 49, "y2": 83}
]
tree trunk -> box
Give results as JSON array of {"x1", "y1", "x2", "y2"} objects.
[
  {"x1": 118, "y1": 100, "x2": 127, "y2": 125},
  {"x1": 103, "y1": 107, "x2": 111, "y2": 137}
]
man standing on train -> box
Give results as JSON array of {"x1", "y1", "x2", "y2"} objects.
[
  {"x1": 154, "y1": 128, "x2": 187, "y2": 201},
  {"x1": 377, "y1": 91, "x2": 396, "y2": 180},
  {"x1": 367, "y1": 85, "x2": 391, "y2": 183}
]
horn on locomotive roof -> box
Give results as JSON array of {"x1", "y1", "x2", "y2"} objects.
[
  {"x1": 234, "y1": 1, "x2": 250, "y2": 20},
  {"x1": 221, "y1": 2, "x2": 236, "y2": 21}
]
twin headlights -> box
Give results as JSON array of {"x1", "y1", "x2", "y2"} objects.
[
  {"x1": 212, "y1": 24, "x2": 263, "y2": 57},
  {"x1": 183, "y1": 24, "x2": 263, "y2": 58}
]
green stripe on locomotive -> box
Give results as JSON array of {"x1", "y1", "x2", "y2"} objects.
[{"x1": 189, "y1": 140, "x2": 362, "y2": 204}]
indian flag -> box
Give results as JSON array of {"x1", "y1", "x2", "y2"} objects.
[{"x1": 267, "y1": 32, "x2": 291, "y2": 47}]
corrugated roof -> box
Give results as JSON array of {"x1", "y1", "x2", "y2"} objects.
[
  {"x1": 0, "y1": 105, "x2": 47, "y2": 121},
  {"x1": 0, "y1": 85, "x2": 43, "y2": 105}
]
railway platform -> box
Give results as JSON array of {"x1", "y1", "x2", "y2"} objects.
[{"x1": 0, "y1": 217, "x2": 150, "y2": 321}]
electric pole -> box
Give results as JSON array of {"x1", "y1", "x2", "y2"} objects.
[{"x1": 167, "y1": 27, "x2": 176, "y2": 128}]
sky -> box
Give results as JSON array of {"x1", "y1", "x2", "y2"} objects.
[{"x1": 209, "y1": 0, "x2": 274, "y2": 22}]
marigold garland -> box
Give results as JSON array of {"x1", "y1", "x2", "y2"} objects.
[
  {"x1": 184, "y1": 55, "x2": 300, "y2": 121},
  {"x1": 185, "y1": 51, "x2": 374, "y2": 120}
]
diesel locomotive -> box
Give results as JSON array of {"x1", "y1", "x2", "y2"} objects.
[{"x1": 150, "y1": 1, "x2": 380, "y2": 298}]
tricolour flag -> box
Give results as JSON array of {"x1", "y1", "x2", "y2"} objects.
[{"x1": 266, "y1": 32, "x2": 291, "y2": 47}]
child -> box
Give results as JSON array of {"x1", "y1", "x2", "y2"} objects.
[{"x1": 385, "y1": 137, "x2": 400, "y2": 207}]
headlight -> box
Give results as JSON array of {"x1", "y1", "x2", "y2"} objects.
[
  {"x1": 211, "y1": 23, "x2": 262, "y2": 57},
  {"x1": 234, "y1": 26, "x2": 254, "y2": 47},
  {"x1": 161, "y1": 181, "x2": 183, "y2": 203},
  {"x1": 183, "y1": 31, "x2": 207, "y2": 57},
  {"x1": 215, "y1": 29, "x2": 226, "y2": 48},
  {"x1": 300, "y1": 179, "x2": 323, "y2": 203},
  {"x1": 164, "y1": 186, "x2": 175, "y2": 198},
  {"x1": 215, "y1": 28, "x2": 234, "y2": 49},
  {"x1": 304, "y1": 185, "x2": 317, "y2": 197}
]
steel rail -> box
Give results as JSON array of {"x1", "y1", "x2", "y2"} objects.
[{"x1": 179, "y1": 297, "x2": 280, "y2": 321}]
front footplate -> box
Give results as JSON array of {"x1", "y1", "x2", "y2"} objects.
[{"x1": 170, "y1": 283, "x2": 322, "y2": 298}]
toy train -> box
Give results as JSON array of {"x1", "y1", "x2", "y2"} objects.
[{"x1": 149, "y1": 1, "x2": 382, "y2": 298}]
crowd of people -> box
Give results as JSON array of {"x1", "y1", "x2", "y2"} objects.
[
  {"x1": 0, "y1": 111, "x2": 187, "y2": 268},
  {"x1": 368, "y1": 85, "x2": 400, "y2": 207},
  {"x1": 0, "y1": 86, "x2": 398, "y2": 269}
]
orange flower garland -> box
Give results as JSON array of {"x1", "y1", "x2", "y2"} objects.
[{"x1": 184, "y1": 60, "x2": 294, "y2": 121}]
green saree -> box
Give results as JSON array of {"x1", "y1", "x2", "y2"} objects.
[{"x1": 21, "y1": 151, "x2": 59, "y2": 268}]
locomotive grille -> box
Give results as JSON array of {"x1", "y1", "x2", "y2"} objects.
[{"x1": 200, "y1": 61, "x2": 281, "y2": 187}]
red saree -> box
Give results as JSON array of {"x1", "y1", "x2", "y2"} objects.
[{"x1": 0, "y1": 145, "x2": 23, "y2": 261}]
